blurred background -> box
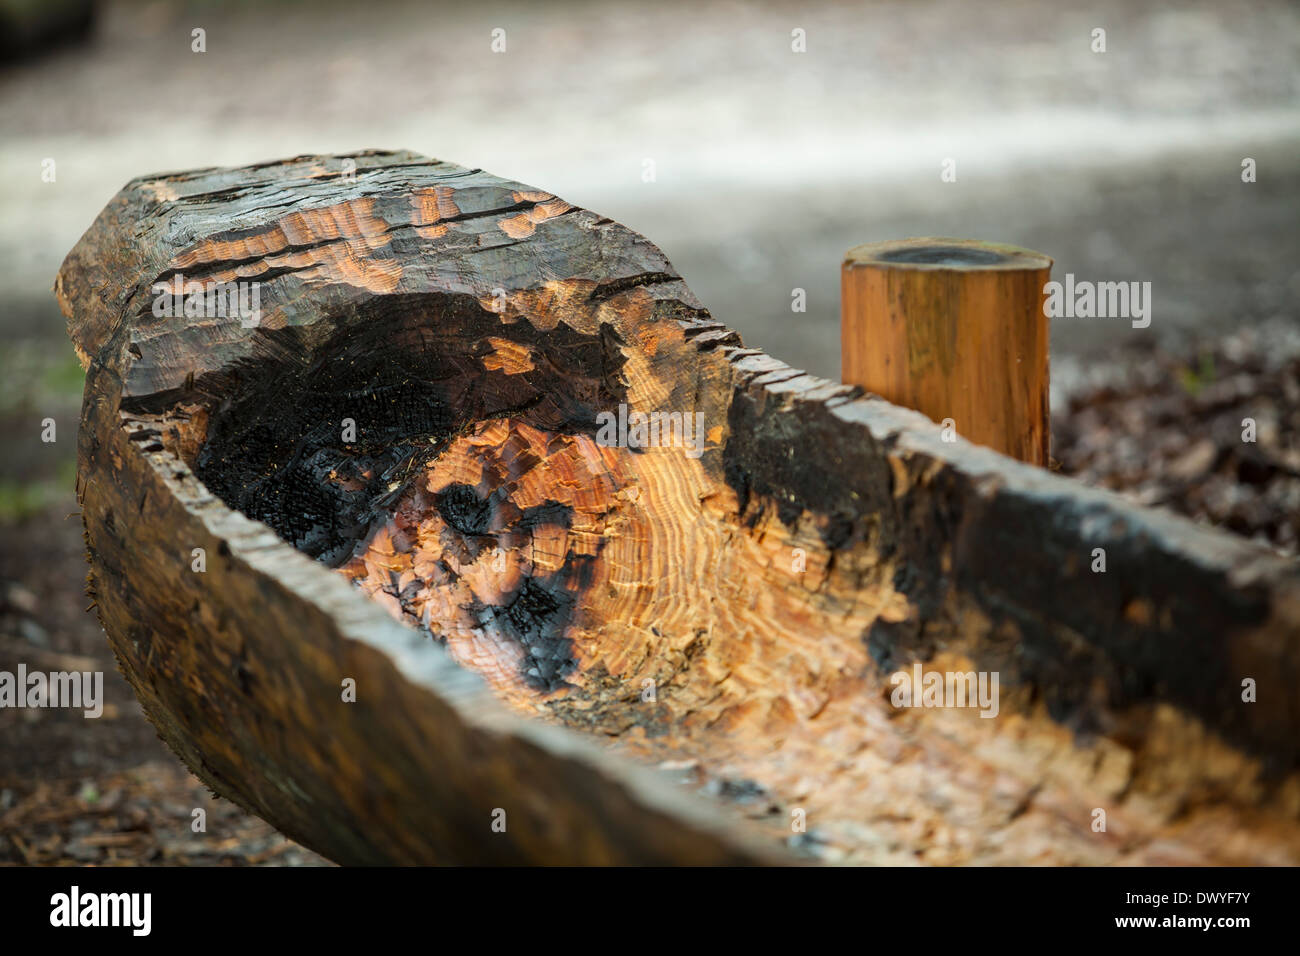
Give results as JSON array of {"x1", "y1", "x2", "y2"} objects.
[{"x1": 1, "y1": 0, "x2": 1297, "y2": 864}]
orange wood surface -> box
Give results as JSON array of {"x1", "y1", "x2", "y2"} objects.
[{"x1": 842, "y1": 238, "x2": 1052, "y2": 464}]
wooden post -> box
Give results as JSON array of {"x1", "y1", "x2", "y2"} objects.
[{"x1": 841, "y1": 238, "x2": 1052, "y2": 464}]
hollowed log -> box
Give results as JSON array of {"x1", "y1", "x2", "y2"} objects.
[{"x1": 57, "y1": 151, "x2": 1300, "y2": 865}]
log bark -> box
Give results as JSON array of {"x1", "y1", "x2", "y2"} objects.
[{"x1": 57, "y1": 151, "x2": 1300, "y2": 865}]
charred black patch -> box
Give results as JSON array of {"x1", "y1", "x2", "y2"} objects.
[
  {"x1": 864, "y1": 617, "x2": 927, "y2": 677},
  {"x1": 432, "y1": 490, "x2": 578, "y2": 568},
  {"x1": 436, "y1": 483, "x2": 495, "y2": 536},
  {"x1": 515, "y1": 500, "x2": 576, "y2": 533},
  {"x1": 190, "y1": 294, "x2": 628, "y2": 567},
  {"x1": 721, "y1": 385, "x2": 895, "y2": 550},
  {"x1": 710, "y1": 776, "x2": 771, "y2": 805},
  {"x1": 468, "y1": 567, "x2": 591, "y2": 692},
  {"x1": 588, "y1": 271, "x2": 677, "y2": 304},
  {"x1": 429, "y1": 493, "x2": 590, "y2": 691},
  {"x1": 948, "y1": 490, "x2": 1279, "y2": 762}
]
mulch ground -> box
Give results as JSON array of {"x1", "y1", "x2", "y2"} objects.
[
  {"x1": 0, "y1": 762, "x2": 326, "y2": 866},
  {"x1": 1054, "y1": 322, "x2": 1300, "y2": 555},
  {"x1": 0, "y1": 508, "x2": 329, "y2": 867}
]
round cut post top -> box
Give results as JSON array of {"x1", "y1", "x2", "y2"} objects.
[{"x1": 845, "y1": 237, "x2": 1052, "y2": 271}]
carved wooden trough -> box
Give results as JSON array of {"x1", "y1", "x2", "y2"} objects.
[{"x1": 57, "y1": 151, "x2": 1300, "y2": 865}]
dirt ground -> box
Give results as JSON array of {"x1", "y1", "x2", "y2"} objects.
[
  {"x1": 1, "y1": 0, "x2": 1296, "y2": 865},
  {"x1": 0, "y1": 506, "x2": 329, "y2": 865}
]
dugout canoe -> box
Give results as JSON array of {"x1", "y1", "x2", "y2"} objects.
[{"x1": 55, "y1": 151, "x2": 1300, "y2": 865}]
